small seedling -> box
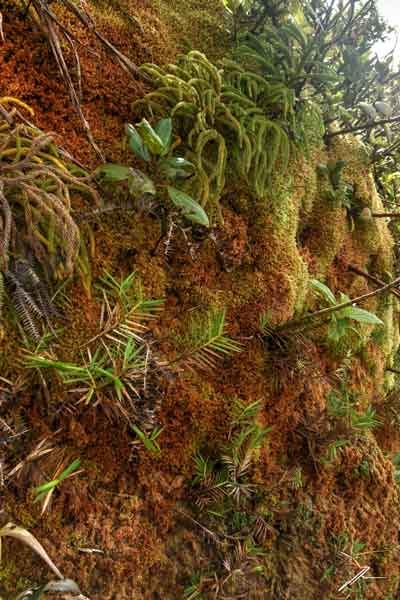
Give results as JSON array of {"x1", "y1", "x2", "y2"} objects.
[
  {"x1": 131, "y1": 424, "x2": 164, "y2": 453},
  {"x1": 33, "y1": 458, "x2": 82, "y2": 515}
]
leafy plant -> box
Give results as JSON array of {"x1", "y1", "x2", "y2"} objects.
[
  {"x1": 134, "y1": 50, "x2": 293, "y2": 218},
  {"x1": 96, "y1": 117, "x2": 209, "y2": 228},
  {"x1": 351, "y1": 407, "x2": 381, "y2": 430},
  {"x1": 328, "y1": 387, "x2": 381, "y2": 432},
  {"x1": 310, "y1": 279, "x2": 383, "y2": 344},
  {"x1": 131, "y1": 424, "x2": 164, "y2": 454}
]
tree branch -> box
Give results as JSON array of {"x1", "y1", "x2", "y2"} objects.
[
  {"x1": 276, "y1": 275, "x2": 400, "y2": 333},
  {"x1": 326, "y1": 115, "x2": 400, "y2": 139},
  {"x1": 349, "y1": 265, "x2": 400, "y2": 300}
]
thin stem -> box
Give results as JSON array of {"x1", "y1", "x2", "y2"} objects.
[
  {"x1": 326, "y1": 115, "x2": 400, "y2": 139},
  {"x1": 276, "y1": 275, "x2": 400, "y2": 333},
  {"x1": 349, "y1": 265, "x2": 400, "y2": 300},
  {"x1": 371, "y1": 212, "x2": 400, "y2": 218}
]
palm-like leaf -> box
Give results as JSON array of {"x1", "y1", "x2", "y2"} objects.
[
  {"x1": 88, "y1": 272, "x2": 164, "y2": 348},
  {"x1": 183, "y1": 309, "x2": 242, "y2": 371}
]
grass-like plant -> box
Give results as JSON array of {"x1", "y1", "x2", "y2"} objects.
[
  {"x1": 131, "y1": 424, "x2": 164, "y2": 454},
  {"x1": 33, "y1": 458, "x2": 82, "y2": 515},
  {"x1": 89, "y1": 271, "x2": 165, "y2": 348},
  {"x1": 192, "y1": 399, "x2": 270, "y2": 508},
  {"x1": 328, "y1": 387, "x2": 382, "y2": 434},
  {"x1": 26, "y1": 338, "x2": 147, "y2": 421},
  {"x1": 186, "y1": 399, "x2": 270, "y2": 597},
  {"x1": 26, "y1": 271, "x2": 166, "y2": 423}
]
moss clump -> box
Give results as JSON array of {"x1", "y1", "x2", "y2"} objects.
[{"x1": 155, "y1": 0, "x2": 231, "y2": 60}]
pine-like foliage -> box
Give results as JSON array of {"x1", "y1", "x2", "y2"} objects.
[
  {"x1": 134, "y1": 51, "x2": 293, "y2": 218},
  {"x1": 181, "y1": 308, "x2": 243, "y2": 371},
  {"x1": 89, "y1": 271, "x2": 165, "y2": 348},
  {"x1": 192, "y1": 400, "x2": 270, "y2": 508},
  {"x1": 27, "y1": 272, "x2": 166, "y2": 425}
]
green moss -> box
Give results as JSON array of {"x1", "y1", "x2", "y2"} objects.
[{"x1": 155, "y1": 0, "x2": 231, "y2": 60}]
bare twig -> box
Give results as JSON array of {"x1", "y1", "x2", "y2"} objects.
[
  {"x1": 349, "y1": 265, "x2": 400, "y2": 300},
  {"x1": 326, "y1": 115, "x2": 400, "y2": 139}
]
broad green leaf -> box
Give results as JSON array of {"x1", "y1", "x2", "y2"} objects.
[
  {"x1": 137, "y1": 118, "x2": 165, "y2": 155},
  {"x1": 168, "y1": 187, "x2": 210, "y2": 227},
  {"x1": 96, "y1": 163, "x2": 132, "y2": 182},
  {"x1": 310, "y1": 279, "x2": 336, "y2": 305},
  {"x1": 127, "y1": 169, "x2": 156, "y2": 196},
  {"x1": 126, "y1": 124, "x2": 150, "y2": 162},
  {"x1": 159, "y1": 157, "x2": 195, "y2": 179},
  {"x1": 317, "y1": 164, "x2": 329, "y2": 177},
  {"x1": 340, "y1": 306, "x2": 383, "y2": 325},
  {"x1": 154, "y1": 118, "x2": 173, "y2": 154}
]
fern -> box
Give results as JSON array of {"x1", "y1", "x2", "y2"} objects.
[
  {"x1": 6, "y1": 259, "x2": 56, "y2": 340},
  {"x1": 182, "y1": 308, "x2": 243, "y2": 371}
]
